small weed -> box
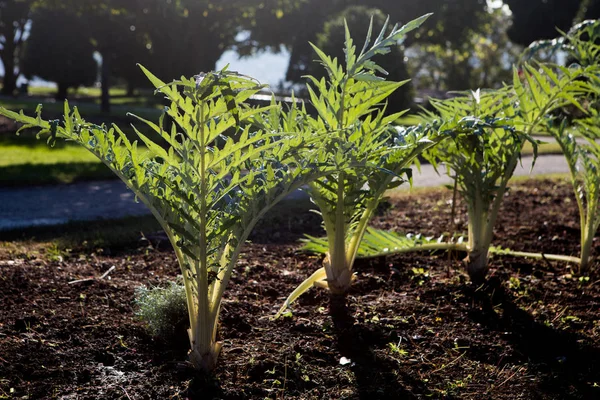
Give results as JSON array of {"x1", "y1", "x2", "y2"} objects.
[
  {"x1": 411, "y1": 267, "x2": 430, "y2": 285},
  {"x1": 266, "y1": 366, "x2": 277, "y2": 375},
  {"x1": 560, "y1": 315, "x2": 581, "y2": 325},
  {"x1": 46, "y1": 242, "x2": 69, "y2": 262},
  {"x1": 508, "y1": 276, "x2": 521, "y2": 290},
  {"x1": 388, "y1": 341, "x2": 408, "y2": 358},
  {"x1": 578, "y1": 276, "x2": 590, "y2": 288},
  {"x1": 436, "y1": 374, "x2": 473, "y2": 396}
]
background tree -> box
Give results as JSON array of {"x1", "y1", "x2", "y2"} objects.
[
  {"x1": 407, "y1": 6, "x2": 520, "y2": 91},
  {"x1": 239, "y1": 0, "x2": 490, "y2": 91},
  {"x1": 308, "y1": 6, "x2": 413, "y2": 111},
  {"x1": 0, "y1": 0, "x2": 33, "y2": 95},
  {"x1": 33, "y1": 0, "x2": 245, "y2": 112},
  {"x1": 21, "y1": 7, "x2": 96, "y2": 100},
  {"x1": 505, "y1": 0, "x2": 600, "y2": 46}
]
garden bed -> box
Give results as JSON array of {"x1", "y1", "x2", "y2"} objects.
[{"x1": 0, "y1": 178, "x2": 598, "y2": 399}]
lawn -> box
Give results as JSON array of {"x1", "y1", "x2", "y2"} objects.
[
  {"x1": 0, "y1": 91, "x2": 162, "y2": 122},
  {"x1": 0, "y1": 136, "x2": 112, "y2": 186},
  {"x1": 0, "y1": 123, "x2": 566, "y2": 187}
]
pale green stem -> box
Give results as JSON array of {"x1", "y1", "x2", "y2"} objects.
[
  {"x1": 483, "y1": 154, "x2": 519, "y2": 253},
  {"x1": 580, "y1": 211, "x2": 597, "y2": 272},
  {"x1": 359, "y1": 242, "x2": 468, "y2": 259},
  {"x1": 211, "y1": 173, "x2": 343, "y2": 314},
  {"x1": 357, "y1": 239, "x2": 582, "y2": 265},
  {"x1": 73, "y1": 129, "x2": 203, "y2": 333},
  {"x1": 346, "y1": 175, "x2": 395, "y2": 268},
  {"x1": 346, "y1": 205, "x2": 377, "y2": 268},
  {"x1": 188, "y1": 101, "x2": 219, "y2": 370},
  {"x1": 555, "y1": 134, "x2": 592, "y2": 273},
  {"x1": 323, "y1": 173, "x2": 350, "y2": 293},
  {"x1": 492, "y1": 249, "x2": 581, "y2": 264}
]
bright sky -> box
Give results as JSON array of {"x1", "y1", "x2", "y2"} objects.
[{"x1": 216, "y1": 47, "x2": 289, "y2": 88}]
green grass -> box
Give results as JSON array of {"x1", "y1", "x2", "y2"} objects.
[
  {"x1": 0, "y1": 133, "x2": 564, "y2": 187},
  {"x1": 0, "y1": 95, "x2": 162, "y2": 121},
  {"x1": 27, "y1": 85, "x2": 129, "y2": 98},
  {"x1": 397, "y1": 114, "x2": 421, "y2": 126},
  {"x1": 0, "y1": 92, "x2": 163, "y2": 186},
  {"x1": 0, "y1": 140, "x2": 100, "y2": 167},
  {"x1": 0, "y1": 136, "x2": 112, "y2": 186}
]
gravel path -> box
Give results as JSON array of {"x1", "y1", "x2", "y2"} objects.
[{"x1": 0, "y1": 154, "x2": 571, "y2": 231}]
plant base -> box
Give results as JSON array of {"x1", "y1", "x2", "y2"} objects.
[
  {"x1": 464, "y1": 251, "x2": 489, "y2": 283},
  {"x1": 187, "y1": 329, "x2": 222, "y2": 371},
  {"x1": 188, "y1": 342, "x2": 222, "y2": 371}
]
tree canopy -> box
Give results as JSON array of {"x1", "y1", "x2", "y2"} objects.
[
  {"x1": 0, "y1": 0, "x2": 33, "y2": 95},
  {"x1": 505, "y1": 0, "x2": 600, "y2": 46},
  {"x1": 14, "y1": 0, "x2": 247, "y2": 110},
  {"x1": 2, "y1": 0, "x2": 599, "y2": 109},
  {"x1": 22, "y1": 7, "x2": 96, "y2": 99},
  {"x1": 407, "y1": 6, "x2": 519, "y2": 91},
  {"x1": 239, "y1": 0, "x2": 490, "y2": 87}
]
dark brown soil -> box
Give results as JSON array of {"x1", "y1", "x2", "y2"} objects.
[{"x1": 1, "y1": 178, "x2": 599, "y2": 399}]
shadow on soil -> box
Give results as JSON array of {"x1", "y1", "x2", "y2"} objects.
[
  {"x1": 465, "y1": 278, "x2": 600, "y2": 399},
  {"x1": 329, "y1": 294, "x2": 424, "y2": 399}
]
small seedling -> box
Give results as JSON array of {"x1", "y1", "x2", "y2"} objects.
[{"x1": 388, "y1": 341, "x2": 408, "y2": 357}]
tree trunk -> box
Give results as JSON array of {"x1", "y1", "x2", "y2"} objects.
[
  {"x1": 100, "y1": 52, "x2": 111, "y2": 113},
  {"x1": 1, "y1": 42, "x2": 18, "y2": 96},
  {"x1": 56, "y1": 83, "x2": 69, "y2": 101},
  {"x1": 126, "y1": 81, "x2": 135, "y2": 97}
]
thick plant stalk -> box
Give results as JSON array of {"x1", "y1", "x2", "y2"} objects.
[
  {"x1": 579, "y1": 190, "x2": 600, "y2": 274},
  {"x1": 324, "y1": 172, "x2": 353, "y2": 294},
  {"x1": 465, "y1": 151, "x2": 519, "y2": 281},
  {"x1": 276, "y1": 14, "x2": 439, "y2": 315},
  {"x1": 580, "y1": 201, "x2": 599, "y2": 272},
  {"x1": 553, "y1": 122, "x2": 600, "y2": 274}
]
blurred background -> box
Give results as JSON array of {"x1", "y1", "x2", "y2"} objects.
[
  {"x1": 0, "y1": 0, "x2": 598, "y2": 232},
  {"x1": 1, "y1": 0, "x2": 599, "y2": 112}
]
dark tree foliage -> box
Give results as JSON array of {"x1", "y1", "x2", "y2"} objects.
[
  {"x1": 0, "y1": 0, "x2": 32, "y2": 95},
  {"x1": 136, "y1": 0, "x2": 241, "y2": 81},
  {"x1": 505, "y1": 0, "x2": 600, "y2": 46},
  {"x1": 369, "y1": 0, "x2": 488, "y2": 46},
  {"x1": 239, "y1": 0, "x2": 489, "y2": 86},
  {"x1": 308, "y1": 6, "x2": 413, "y2": 112},
  {"x1": 22, "y1": 8, "x2": 96, "y2": 100},
  {"x1": 33, "y1": 0, "x2": 141, "y2": 110},
  {"x1": 30, "y1": 0, "x2": 246, "y2": 111},
  {"x1": 237, "y1": 0, "x2": 349, "y2": 83}
]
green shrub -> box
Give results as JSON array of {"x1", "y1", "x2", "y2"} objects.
[{"x1": 134, "y1": 279, "x2": 188, "y2": 339}]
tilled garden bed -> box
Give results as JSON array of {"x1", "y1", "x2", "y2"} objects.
[{"x1": 0, "y1": 178, "x2": 598, "y2": 399}]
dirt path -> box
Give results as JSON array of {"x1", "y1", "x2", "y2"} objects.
[{"x1": 0, "y1": 154, "x2": 570, "y2": 230}]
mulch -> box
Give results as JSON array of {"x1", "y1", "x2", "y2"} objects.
[{"x1": 0, "y1": 178, "x2": 598, "y2": 399}]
